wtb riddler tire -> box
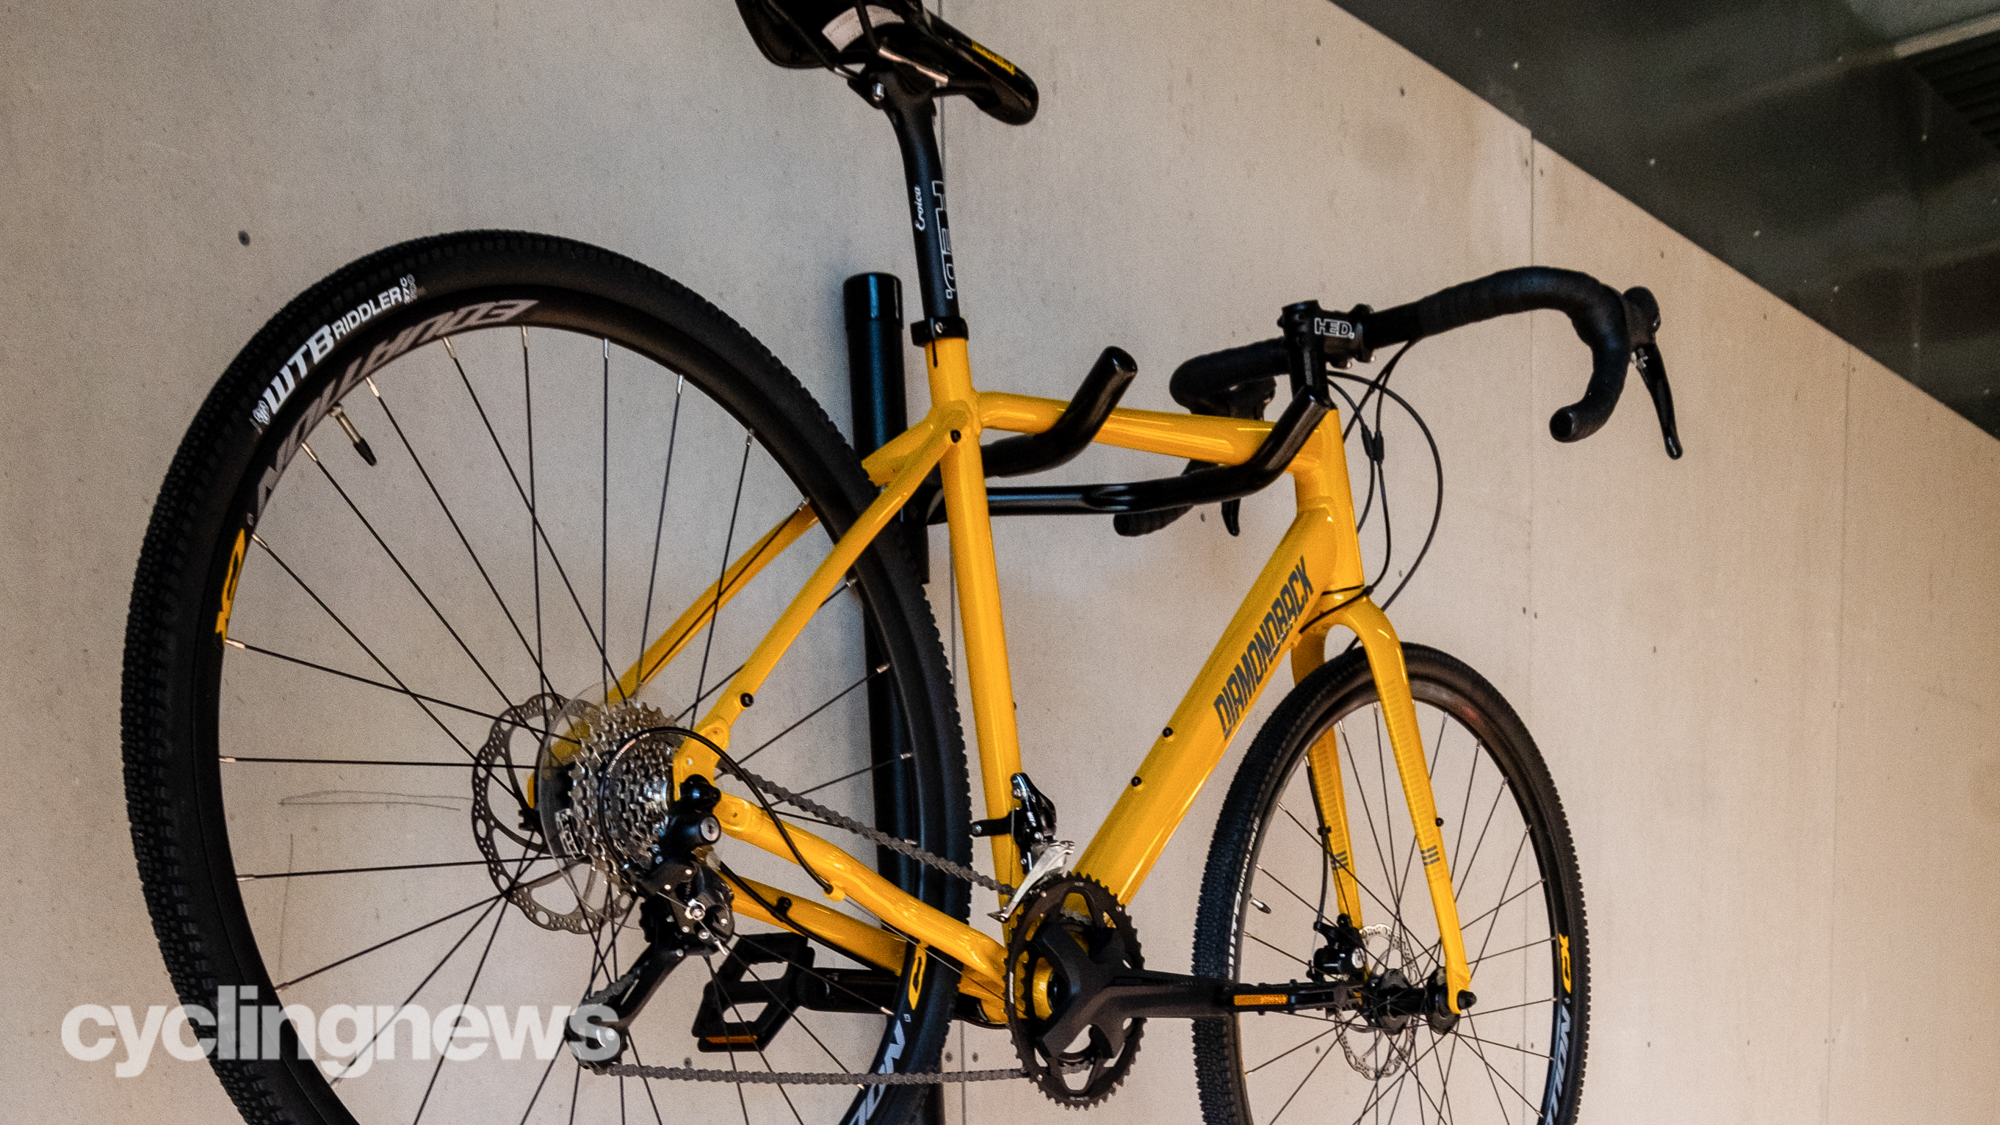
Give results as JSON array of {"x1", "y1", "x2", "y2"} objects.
[
  {"x1": 123, "y1": 230, "x2": 969, "y2": 1125},
  {"x1": 1193, "y1": 644, "x2": 1587, "y2": 1125}
]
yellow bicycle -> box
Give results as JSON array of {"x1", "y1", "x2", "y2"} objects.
[{"x1": 123, "y1": 4, "x2": 1681, "y2": 1125}]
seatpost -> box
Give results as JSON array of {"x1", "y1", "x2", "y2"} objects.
[{"x1": 853, "y1": 68, "x2": 964, "y2": 343}]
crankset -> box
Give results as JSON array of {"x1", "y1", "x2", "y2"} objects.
[{"x1": 1002, "y1": 882, "x2": 1484, "y2": 1104}]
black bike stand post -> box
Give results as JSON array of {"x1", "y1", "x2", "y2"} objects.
[{"x1": 842, "y1": 270, "x2": 947, "y2": 1125}]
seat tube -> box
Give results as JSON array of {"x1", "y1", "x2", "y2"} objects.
[
  {"x1": 874, "y1": 69, "x2": 1026, "y2": 886},
  {"x1": 928, "y1": 337, "x2": 1024, "y2": 887}
]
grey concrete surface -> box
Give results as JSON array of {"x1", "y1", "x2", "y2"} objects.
[{"x1": 3, "y1": 1, "x2": 1995, "y2": 1122}]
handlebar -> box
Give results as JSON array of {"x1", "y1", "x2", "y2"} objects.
[
  {"x1": 1369, "y1": 267, "x2": 1628, "y2": 442},
  {"x1": 1169, "y1": 266, "x2": 1682, "y2": 457}
]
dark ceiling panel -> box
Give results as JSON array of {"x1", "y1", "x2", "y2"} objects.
[
  {"x1": 1333, "y1": 0, "x2": 2000, "y2": 438},
  {"x1": 1910, "y1": 30, "x2": 2000, "y2": 147}
]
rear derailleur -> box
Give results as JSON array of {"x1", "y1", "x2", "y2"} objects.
[{"x1": 562, "y1": 773, "x2": 740, "y2": 1068}]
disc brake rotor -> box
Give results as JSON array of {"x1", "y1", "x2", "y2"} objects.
[
  {"x1": 470, "y1": 693, "x2": 629, "y2": 933},
  {"x1": 1338, "y1": 923, "x2": 1421, "y2": 1079}
]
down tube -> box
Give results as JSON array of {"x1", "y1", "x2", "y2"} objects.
[{"x1": 1073, "y1": 505, "x2": 1344, "y2": 904}]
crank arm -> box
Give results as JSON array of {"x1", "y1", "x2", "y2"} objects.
[{"x1": 1051, "y1": 969, "x2": 1358, "y2": 1031}]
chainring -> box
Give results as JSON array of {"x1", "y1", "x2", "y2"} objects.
[{"x1": 1005, "y1": 873, "x2": 1145, "y2": 1108}]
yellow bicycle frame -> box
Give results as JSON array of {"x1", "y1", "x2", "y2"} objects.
[{"x1": 615, "y1": 335, "x2": 1471, "y2": 1017}]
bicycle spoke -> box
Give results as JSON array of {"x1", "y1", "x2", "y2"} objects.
[
  {"x1": 1278, "y1": 801, "x2": 1399, "y2": 921},
  {"x1": 1467, "y1": 835, "x2": 1534, "y2": 967},
  {"x1": 625, "y1": 1037, "x2": 669, "y2": 1125},
  {"x1": 1245, "y1": 1022, "x2": 1340, "y2": 1075},
  {"x1": 668, "y1": 580, "x2": 855, "y2": 725},
  {"x1": 568, "y1": 1057, "x2": 585, "y2": 1125},
  {"x1": 1448, "y1": 1026, "x2": 1550, "y2": 1061},
  {"x1": 702, "y1": 954, "x2": 808, "y2": 1125},
  {"x1": 248, "y1": 536, "x2": 480, "y2": 764},
  {"x1": 412, "y1": 872, "x2": 512, "y2": 1122},
  {"x1": 602, "y1": 339, "x2": 615, "y2": 698},
  {"x1": 638, "y1": 375, "x2": 686, "y2": 675},
  {"x1": 1466, "y1": 934, "x2": 1553, "y2": 969},
  {"x1": 1452, "y1": 781, "x2": 1508, "y2": 902},
  {"x1": 694, "y1": 433, "x2": 755, "y2": 706},
  {"x1": 238, "y1": 856, "x2": 550, "y2": 882},
  {"x1": 738, "y1": 663, "x2": 886, "y2": 767},
  {"x1": 1337, "y1": 1035, "x2": 1449, "y2": 1125},
  {"x1": 697, "y1": 955, "x2": 754, "y2": 1125},
  {"x1": 322, "y1": 858, "x2": 526, "y2": 1084},
  {"x1": 606, "y1": 927, "x2": 628, "y2": 1125},
  {"x1": 226, "y1": 754, "x2": 498, "y2": 769},
  {"x1": 1452, "y1": 995, "x2": 1552, "y2": 1018},
  {"x1": 302, "y1": 442, "x2": 517, "y2": 709},
  {"x1": 224, "y1": 639, "x2": 573, "y2": 745},
  {"x1": 1243, "y1": 930, "x2": 1312, "y2": 970},
  {"x1": 1402, "y1": 1052, "x2": 1449, "y2": 1125},
  {"x1": 1431, "y1": 1030, "x2": 1466, "y2": 1125},
  {"x1": 1268, "y1": 1022, "x2": 1340, "y2": 1125},
  {"x1": 1255, "y1": 861, "x2": 1324, "y2": 918},
  {"x1": 741, "y1": 960, "x2": 853, "y2": 1072},
  {"x1": 583, "y1": 893, "x2": 647, "y2": 993},
  {"x1": 1429, "y1": 876, "x2": 1542, "y2": 960},
  {"x1": 1388, "y1": 715, "x2": 1449, "y2": 923},
  {"x1": 1469, "y1": 1024, "x2": 1517, "y2": 1125},
  {"x1": 1337, "y1": 719, "x2": 1398, "y2": 923},
  {"x1": 515, "y1": 1022, "x2": 566, "y2": 1125},
  {"x1": 522, "y1": 329, "x2": 551, "y2": 707},
  {"x1": 1449, "y1": 740, "x2": 1481, "y2": 874},
  {"x1": 364, "y1": 376, "x2": 539, "y2": 671},
  {"x1": 670, "y1": 663, "x2": 740, "y2": 722},
  {"x1": 642, "y1": 515, "x2": 817, "y2": 689},
  {"x1": 1368, "y1": 710, "x2": 1408, "y2": 917},
  {"x1": 448, "y1": 335, "x2": 613, "y2": 690},
  {"x1": 272, "y1": 863, "x2": 541, "y2": 991},
  {"x1": 795, "y1": 747, "x2": 912, "y2": 798},
  {"x1": 1454, "y1": 1032, "x2": 1539, "y2": 1114}
]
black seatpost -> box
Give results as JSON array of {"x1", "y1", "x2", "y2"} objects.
[{"x1": 853, "y1": 68, "x2": 965, "y2": 342}]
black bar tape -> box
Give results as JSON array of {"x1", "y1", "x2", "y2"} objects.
[{"x1": 1361, "y1": 267, "x2": 1631, "y2": 442}]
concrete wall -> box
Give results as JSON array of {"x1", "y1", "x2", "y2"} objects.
[{"x1": 3, "y1": 0, "x2": 1996, "y2": 1121}]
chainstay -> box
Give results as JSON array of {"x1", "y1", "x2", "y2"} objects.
[
  {"x1": 718, "y1": 759, "x2": 1015, "y2": 897},
  {"x1": 602, "y1": 1063, "x2": 1027, "y2": 1085}
]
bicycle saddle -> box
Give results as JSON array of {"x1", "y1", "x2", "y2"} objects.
[{"x1": 736, "y1": 0, "x2": 1039, "y2": 124}]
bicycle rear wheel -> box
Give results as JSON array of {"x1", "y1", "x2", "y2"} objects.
[
  {"x1": 1193, "y1": 644, "x2": 1588, "y2": 1125},
  {"x1": 122, "y1": 231, "x2": 969, "y2": 1125}
]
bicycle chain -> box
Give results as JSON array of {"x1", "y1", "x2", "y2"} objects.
[
  {"x1": 717, "y1": 758, "x2": 1016, "y2": 898},
  {"x1": 602, "y1": 1063, "x2": 1027, "y2": 1085},
  {"x1": 581, "y1": 723, "x2": 1022, "y2": 1087}
]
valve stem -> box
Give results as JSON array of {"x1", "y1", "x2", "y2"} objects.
[{"x1": 329, "y1": 403, "x2": 377, "y2": 466}]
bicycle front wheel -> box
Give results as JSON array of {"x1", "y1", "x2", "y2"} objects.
[
  {"x1": 122, "y1": 231, "x2": 969, "y2": 1125},
  {"x1": 1193, "y1": 644, "x2": 1588, "y2": 1125}
]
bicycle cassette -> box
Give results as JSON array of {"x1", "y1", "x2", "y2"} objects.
[{"x1": 1005, "y1": 874, "x2": 1145, "y2": 1107}]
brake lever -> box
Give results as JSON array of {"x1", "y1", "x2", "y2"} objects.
[
  {"x1": 1633, "y1": 342, "x2": 1681, "y2": 459},
  {"x1": 1622, "y1": 287, "x2": 1683, "y2": 459}
]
